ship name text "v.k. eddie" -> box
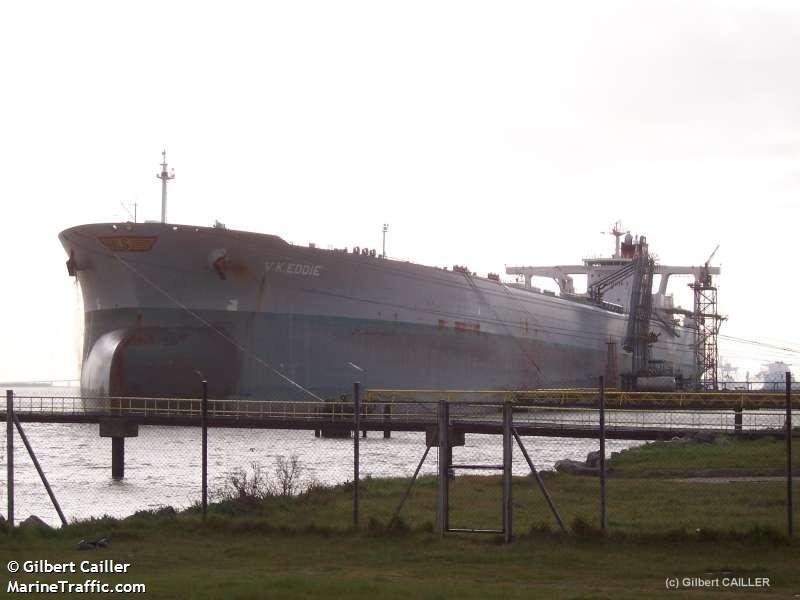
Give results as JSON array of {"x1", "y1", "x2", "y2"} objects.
[{"x1": 264, "y1": 260, "x2": 321, "y2": 277}]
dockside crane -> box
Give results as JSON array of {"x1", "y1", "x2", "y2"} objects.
[{"x1": 690, "y1": 244, "x2": 726, "y2": 390}]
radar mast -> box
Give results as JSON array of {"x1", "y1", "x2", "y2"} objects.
[{"x1": 603, "y1": 221, "x2": 626, "y2": 259}]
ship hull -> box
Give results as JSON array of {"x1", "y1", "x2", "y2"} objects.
[
  {"x1": 80, "y1": 308, "x2": 621, "y2": 399},
  {"x1": 60, "y1": 223, "x2": 697, "y2": 399}
]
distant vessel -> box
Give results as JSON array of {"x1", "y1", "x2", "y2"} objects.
[
  {"x1": 59, "y1": 157, "x2": 717, "y2": 399},
  {"x1": 756, "y1": 361, "x2": 794, "y2": 391}
]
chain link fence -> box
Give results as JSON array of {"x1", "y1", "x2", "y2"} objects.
[{"x1": 0, "y1": 382, "x2": 796, "y2": 540}]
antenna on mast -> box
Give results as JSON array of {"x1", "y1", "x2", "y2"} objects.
[
  {"x1": 156, "y1": 149, "x2": 176, "y2": 223},
  {"x1": 602, "y1": 221, "x2": 627, "y2": 258}
]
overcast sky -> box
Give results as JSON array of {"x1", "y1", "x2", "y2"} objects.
[{"x1": 1, "y1": 0, "x2": 799, "y2": 382}]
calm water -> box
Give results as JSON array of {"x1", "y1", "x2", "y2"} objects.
[{"x1": 0, "y1": 386, "x2": 641, "y2": 526}]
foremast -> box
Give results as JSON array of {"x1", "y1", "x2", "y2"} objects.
[{"x1": 156, "y1": 150, "x2": 175, "y2": 223}]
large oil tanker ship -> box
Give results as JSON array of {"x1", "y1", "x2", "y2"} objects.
[{"x1": 59, "y1": 157, "x2": 716, "y2": 400}]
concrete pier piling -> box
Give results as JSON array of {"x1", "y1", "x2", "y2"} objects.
[
  {"x1": 99, "y1": 419, "x2": 139, "y2": 479},
  {"x1": 111, "y1": 439, "x2": 124, "y2": 479},
  {"x1": 383, "y1": 404, "x2": 392, "y2": 438}
]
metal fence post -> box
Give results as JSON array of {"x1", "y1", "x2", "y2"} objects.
[
  {"x1": 353, "y1": 381, "x2": 360, "y2": 528},
  {"x1": 599, "y1": 375, "x2": 606, "y2": 532},
  {"x1": 13, "y1": 416, "x2": 66, "y2": 527},
  {"x1": 502, "y1": 401, "x2": 513, "y2": 543},
  {"x1": 6, "y1": 390, "x2": 13, "y2": 529},
  {"x1": 734, "y1": 404, "x2": 743, "y2": 434},
  {"x1": 436, "y1": 400, "x2": 449, "y2": 535},
  {"x1": 787, "y1": 372, "x2": 793, "y2": 537},
  {"x1": 513, "y1": 429, "x2": 566, "y2": 533},
  {"x1": 202, "y1": 380, "x2": 208, "y2": 522}
]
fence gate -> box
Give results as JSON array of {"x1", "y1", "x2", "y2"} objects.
[{"x1": 436, "y1": 400, "x2": 513, "y2": 542}]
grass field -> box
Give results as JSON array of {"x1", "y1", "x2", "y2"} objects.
[
  {"x1": 187, "y1": 436, "x2": 796, "y2": 536},
  {"x1": 191, "y1": 468, "x2": 796, "y2": 536},
  {"x1": 0, "y1": 436, "x2": 796, "y2": 598},
  {"x1": 0, "y1": 516, "x2": 797, "y2": 599},
  {"x1": 607, "y1": 436, "x2": 799, "y2": 475}
]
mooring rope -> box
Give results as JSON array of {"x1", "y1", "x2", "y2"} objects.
[
  {"x1": 110, "y1": 252, "x2": 326, "y2": 402},
  {"x1": 462, "y1": 272, "x2": 544, "y2": 381}
]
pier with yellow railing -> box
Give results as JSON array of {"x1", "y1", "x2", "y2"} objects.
[
  {"x1": 2, "y1": 388, "x2": 795, "y2": 439},
  {"x1": 2, "y1": 385, "x2": 795, "y2": 484},
  {"x1": 365, "y1": 388, "x2": 797, "y2": 410}
]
